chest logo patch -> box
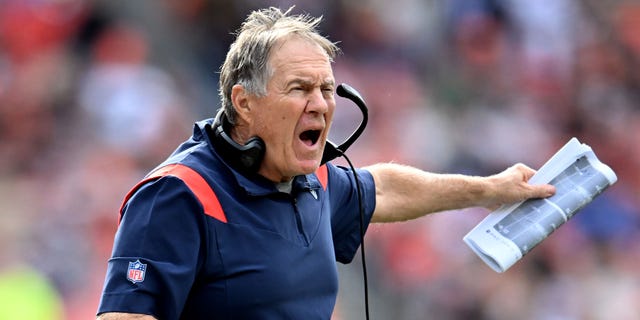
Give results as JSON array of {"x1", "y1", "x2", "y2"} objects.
[{"x1": 127, "y1": 260, "x2": 147, "y2": 284}]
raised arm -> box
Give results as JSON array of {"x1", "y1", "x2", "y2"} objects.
[{"x1": 365, "y1": 163, "x2": 556, "y2": 223}]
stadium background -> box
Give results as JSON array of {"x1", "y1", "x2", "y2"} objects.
[{"x1": 0, "y1": 0, "x2": 639, "y2": 319}]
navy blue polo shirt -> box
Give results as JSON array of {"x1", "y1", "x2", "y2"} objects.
[{"x1": 98, "y1": 119, "x2": 376, "y2": 319}]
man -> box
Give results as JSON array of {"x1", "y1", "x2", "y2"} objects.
[{"x1": 97, "y1": 7, "x2": 555, "y2": 320}]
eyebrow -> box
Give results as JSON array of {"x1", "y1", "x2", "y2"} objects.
[
  {"x1": 323, "y1": 79, "x2": 336, "y2": 87},
  {"x1": 287, "y1": 78, "x2": 335, "y2": 88}
]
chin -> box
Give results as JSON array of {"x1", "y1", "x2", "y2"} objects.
[{"x1": 296, "y1": 158, "x2": 321, "y2": 175}]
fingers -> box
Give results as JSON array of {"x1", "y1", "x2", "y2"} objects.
[
  {"x1": 510, "y1": 163, "x2": 555, "y2": 198},
  {"x1": 507, "y1": 164, "x2": 556, "y2": 203},
  {"x1": 484, "y1": 163, "x2": 556, "y2": 211},
  {"x1": 511, "y1": 163, "x2": 536, "y2": 181},
  {"x1": 531, "y1": 183, "x2": 556, "y2": 198}
]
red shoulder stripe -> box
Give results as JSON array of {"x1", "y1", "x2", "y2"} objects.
[
  {"x1": 119, "y1": 164, "x2": 227, "y2": 223},
  {"x1": 316, "y1": 164, "x2": 328, "y2": 191}
]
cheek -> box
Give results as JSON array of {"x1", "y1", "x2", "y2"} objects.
[
  {"x1": 255, "y1": 111, "x2": 291, "y2": 143},
  {"x1": 326, "y1": 106, "x2": 335, "y2": 122},
  {"x1": 324, "y1": 106, "x2": 336, "y2": 129},
  {"x1": 252, "y1": 97, "x2": 302, "y2": 143}
]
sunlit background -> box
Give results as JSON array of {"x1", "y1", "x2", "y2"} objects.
[{"x1": 0, "y1": 0, "x2": 639, "y2": 319}]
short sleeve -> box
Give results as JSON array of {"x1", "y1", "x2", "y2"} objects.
[
  {"x1": 97, "y1": 177, "x2": 207, "y2": 319},
  {"x1": 326, "y1": 163, "x2": 376, "y2": 263}
]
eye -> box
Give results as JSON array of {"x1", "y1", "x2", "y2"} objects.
[
  {"x1": 321, "y1": 87, "x2": 334, "y2": 98},
  {"x1": 289, "y1": 85, "x2": 308, "y2": 93}
]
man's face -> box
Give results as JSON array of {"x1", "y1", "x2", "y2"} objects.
[{"x1": 242, "y1": 36, "x2": 336, "y2": 182}]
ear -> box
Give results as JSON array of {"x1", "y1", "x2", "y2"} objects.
[{"x1": 231, "y1": 84, "x2": 252, "y2": 123}]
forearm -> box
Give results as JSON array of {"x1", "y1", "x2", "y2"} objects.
[
  {"x1": 366, "y1": 163, "x2": 492, "y2": 222},
  {"x1": 365, "y1": 162, "x2": 555, "y2": 223}
]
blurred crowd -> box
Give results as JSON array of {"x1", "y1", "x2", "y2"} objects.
[{"x1": 0, "y1": 0, "x2": 639, "y2": 319}]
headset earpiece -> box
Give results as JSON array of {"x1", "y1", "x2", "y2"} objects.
[{"x1": 209, "y1": 110, "x2": 265, "y2": 174}]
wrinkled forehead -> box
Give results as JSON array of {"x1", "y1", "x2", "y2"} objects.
[
  {"x1": 268, "y1": 34, "x2": 332, "y2": 64},
  {"x1": 266, "y1": 36, "x2": 334, "y2": 78}
]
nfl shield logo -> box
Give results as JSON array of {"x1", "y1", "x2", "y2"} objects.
[{"x1": 127, "y1": 260, "x2": 147, "y2": 284}]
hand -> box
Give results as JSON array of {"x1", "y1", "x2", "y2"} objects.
[{"x1": 483, "y1": 163, "x2": 556, "y2": 210}]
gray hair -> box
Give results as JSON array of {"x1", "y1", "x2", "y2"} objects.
[{"x1": 218, "y1": 6, "x2": 340, "y2": 124}]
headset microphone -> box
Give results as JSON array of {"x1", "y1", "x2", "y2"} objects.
[{"x1": 321, "y1": 83, "x2": 369, "y2": 164}]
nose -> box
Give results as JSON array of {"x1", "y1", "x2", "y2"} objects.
[{"x1": 305, "y1": 87, "x2": 331, "y2": 114}]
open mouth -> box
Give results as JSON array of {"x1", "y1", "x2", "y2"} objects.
[{"x1": 299, "y1": 130, "x2": 321, "y2": 146}]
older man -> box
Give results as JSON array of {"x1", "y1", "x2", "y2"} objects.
[{"x1": 97, "y1": 7, "x2": 554, "y2": 320}]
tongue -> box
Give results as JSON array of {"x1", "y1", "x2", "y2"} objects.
[
  {"x1": 300, "y1": 131, "x2": 314, "y2": 146},
  {"x1": 300, "y1": 132, "x2": 313, "y2": 146}
]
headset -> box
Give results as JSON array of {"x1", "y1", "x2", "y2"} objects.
[
  {"x1": 209, "y1": 83, "x2": 369, "y2": 172},
  {"x1": 209, "y1": 109, "x2": 266, "y2": 174},
  {"x1": 209, "y1": 83, "x2": 372, "y2": 319}
]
